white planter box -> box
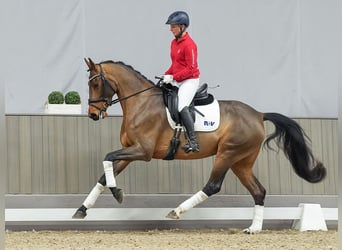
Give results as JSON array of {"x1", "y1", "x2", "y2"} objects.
[{"x1": 45, "y1": 104, "x2": 82, "y2": 115}]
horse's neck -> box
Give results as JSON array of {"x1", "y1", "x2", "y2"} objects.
[
  {"x1": 117, "y1": 79, "x2": 143, "y2": 98},
  {"x1": 117, "y1": 80, "x2": 162, "y2": 114}
]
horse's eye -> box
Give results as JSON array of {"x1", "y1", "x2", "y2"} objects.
[{"x1": 88, "y1": 81, "x2": 99, "y2": 90}]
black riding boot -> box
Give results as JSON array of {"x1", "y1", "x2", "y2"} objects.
[{"x1": 180, "y1": 107, "x2": 199, "y2": 153}]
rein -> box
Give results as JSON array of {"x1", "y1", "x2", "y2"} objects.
[
  {"x1": 88, "y1": 63, "x2": 156, "y2": 112},
  {"x1": 109, "y1": 86, "x2": 155, "y2": 105}
]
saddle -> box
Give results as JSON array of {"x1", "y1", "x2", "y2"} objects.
[
  {"x1": 159, "y1": 83, "x2": 215, "y2": 160},
  {"x1": 160, "y1": 83, "x2": 214, "y2": 124}
]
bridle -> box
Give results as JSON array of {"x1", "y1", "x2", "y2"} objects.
[
  {"x1": 88, "y1": 64, "x2": 116, "y2": 114},
  {"x1": 88, "y1": 63, "x2": 155, "y2": 116}
]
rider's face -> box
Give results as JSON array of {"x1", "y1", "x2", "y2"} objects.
[{"x1": 170, "y1": 24, "x2": 185, "y2": 38}]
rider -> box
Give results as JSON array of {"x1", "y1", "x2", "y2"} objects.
[{"x1": 162, "y1": 11, "x2": 200, "y2": 153}]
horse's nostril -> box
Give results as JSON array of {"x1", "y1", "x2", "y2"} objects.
[{"x1": 89, "y1": 113, "x2": 99, "y2": 121}]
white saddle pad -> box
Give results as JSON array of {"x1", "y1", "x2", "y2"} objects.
[{"x1": 166, "y1": 99, "x2": 220, "y2": 132}]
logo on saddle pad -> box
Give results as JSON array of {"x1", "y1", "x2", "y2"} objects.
[{"x1": 166, "y1": 99, "x2": 220, "y2": 132}]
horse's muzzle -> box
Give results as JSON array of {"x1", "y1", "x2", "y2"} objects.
[
  {"x1": 89, "y1": 113, "x2": 100, "y2": 121},
  {"x1": 89, "y1": 111, "x2": 108, "y2": 120}
]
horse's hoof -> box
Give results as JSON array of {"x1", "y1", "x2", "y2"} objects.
[
  {"x1": 242, "y1": 228, "x2": 252, "y2": 234},
  {"x1": 113, "y1": 188, "x2": 124, "y2": 204},
  {"x1": 72, "y1": 210, "x2": 87, "y2": 219},
  {"x1": 242, "y1": 227, "x2": 260, "y2": 234},
  {"x1": 165, "y1": 210, "x2": 180, "y2": 219}
]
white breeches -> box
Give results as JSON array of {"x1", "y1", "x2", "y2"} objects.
[{"x1": 172, "y1": 78, "x2": 200, "y2": 111}]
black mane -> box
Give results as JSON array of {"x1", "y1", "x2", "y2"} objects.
[{"x1": 100, "y1": 60, "x2": 155, "y2": 86}]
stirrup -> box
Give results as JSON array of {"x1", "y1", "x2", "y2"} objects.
[{"x1": 182, "y1": 141, "x2": 200, "y2": 153}]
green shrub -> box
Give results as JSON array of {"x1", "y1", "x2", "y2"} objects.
[
  {"x1": 48, "y1": 91, "x2": 64, "y2": 104},
  {"x1": 65, "y1": 91, "x2": 81, "y2": 104}
]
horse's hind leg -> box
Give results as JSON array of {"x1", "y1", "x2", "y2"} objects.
[
  {"x1": 166, "y1": 157, "x2": 229, "y2": 219},
  {"x1": 231, "y1": 153, "x2": 266, "y2": 234}
]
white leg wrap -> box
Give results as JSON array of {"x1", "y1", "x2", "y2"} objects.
[
  {"x1": 103, "y1": 161, "x2": 116, "y2": 187},
  {"x1": 244, "y1": 205, "x2": 264, "y2": 234},
  {"x1": 82, "y1": 183, "x2": 105, "y2": 209},
  {"x1": 174, "y1": 191, "x2": 208, "y2": 216}
]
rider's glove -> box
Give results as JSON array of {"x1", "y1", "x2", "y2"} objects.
[{"x1": 162, "y1": 75, "x2": 173, "y2": 84}]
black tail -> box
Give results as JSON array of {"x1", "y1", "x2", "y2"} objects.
[{"x1": 263, "y1": 113, "x2": 326, "y2": 183}]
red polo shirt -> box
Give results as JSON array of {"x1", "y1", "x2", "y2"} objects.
[{"x1": 165, "y1": 32, "x2": 200, "y2": 82}]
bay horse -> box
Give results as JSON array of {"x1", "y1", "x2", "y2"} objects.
[{"x1": 72, "y1": 58, "x2": 326, "y2": 233}]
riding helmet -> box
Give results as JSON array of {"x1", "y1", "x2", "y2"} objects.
[{"x1": 165, "y1": 11, "x2": 189, "y2": 27}]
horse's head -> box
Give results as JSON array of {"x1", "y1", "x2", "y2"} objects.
[{"x1": 85, "y1": 58, "x2": 116, "y2": 120}]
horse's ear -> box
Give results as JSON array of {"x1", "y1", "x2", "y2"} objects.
[{"x1": 84, "y1": 57, "x2": 95, "y2": 71}]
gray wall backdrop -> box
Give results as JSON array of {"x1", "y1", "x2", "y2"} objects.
[
  {"x1": 6, "y1": 116, "x2": 337, "y2": 195},
  {"x1": 1, "y1": 0, "x2": 341, "y2": 117}
]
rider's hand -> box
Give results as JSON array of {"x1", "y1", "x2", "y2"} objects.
[{"x1": 162, "y1": 75, "x2": 173, "y2": 84}]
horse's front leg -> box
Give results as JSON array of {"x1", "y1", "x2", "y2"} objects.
[
  {"x1": 72, "y1": 173, "x2": 106, "y2": 219},
  {"x1": 72, "y1": 160, "x2": 129, "y2": 219},
  {"x1": 72, "y1": 147, "x2": 150, "y2": 219},
  {"x1": 102, "y1": 146, "x2": 152, "y2": 194}
]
